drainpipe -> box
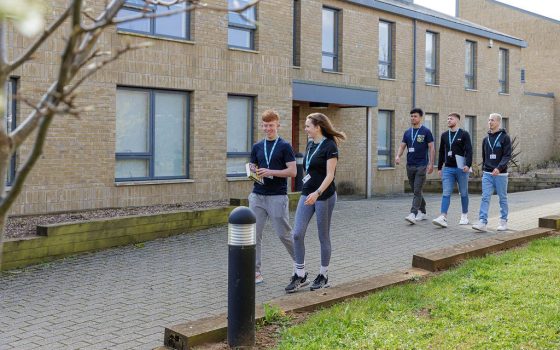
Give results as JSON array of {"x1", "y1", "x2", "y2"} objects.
[
  {"x1": 366, "y1": 107, "x2": 372, "y2": 198},
  {"x1": 412, "y1": 19, "x2": 417, "y2": 108}
]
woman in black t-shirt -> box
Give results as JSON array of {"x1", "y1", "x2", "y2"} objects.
[{"x1": 285, "y1": 113, "x2": 346, "y2": 293}]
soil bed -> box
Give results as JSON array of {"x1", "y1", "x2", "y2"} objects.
[
  {"x1": 5, "y1": 200, "x2": 229, "y2": 240},
  {"x1": 192, "y1": 311, "x2": 310, "y2": 350}
]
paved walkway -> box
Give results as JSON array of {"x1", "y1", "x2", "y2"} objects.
[{"x1": 1, "y1": 189, "x2": 559, "y2": 349}]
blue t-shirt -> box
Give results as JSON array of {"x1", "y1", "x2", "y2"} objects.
[
  {"x1": 401, "y1": 125, "x2": 434, "y2": 167},
  {"x1": 250, "y1": 137, "x2": 296, "y2": 195}
]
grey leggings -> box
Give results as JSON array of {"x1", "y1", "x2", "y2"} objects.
[{"x1": 292, "y1": 192, "x2": 337, "y2": 267}]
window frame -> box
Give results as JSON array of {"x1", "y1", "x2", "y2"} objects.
[
  {"x1": 465, "y1": 40, "x2": 477, "y2": 90},
  {"x1": 5, "y1": 77, "x2": 17, "y2": 185},
  {"x1": 293, "y1": 0, "x2": 301, "y2": 66},
  {"x1": 226, "y1": 94, "x2": 255, "y2": 177},
  {"x1": 228, "y1": 0, "x2": 257, "y2": 50},
  {"x1": 425, "y1": 31, "x2": 439, "y2": 85},
  {"x1": 464, "y1": 115, "x2": 476, "y2": 160},
  {"x1": 377, "y1": 110, "x2": 393, "y2": 168},
  {"x1": 378, "y1": 20, "x2": 395, "y2": 79},
  {"x1": 499, "y1": 48, "x2": 509, "y2": 93},
  {"x1": 321, "y1": 6, "x2": 340, "y2": 72},
  {"x1": 501, "y1": 117, "x2": 509, "y2": 131},
  {"x1": 116, "y1": 1, "x2": 191, "y2": 40},
  {"x1": 115, "y1": 86, "x2": 190, "y2": 182}
]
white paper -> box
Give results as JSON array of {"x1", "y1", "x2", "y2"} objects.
[{"x1": 455, "y1": 155, "x2": 473, "y2": 173}]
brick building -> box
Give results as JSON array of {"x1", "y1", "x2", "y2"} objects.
[
  {"x1": 457, "y1": 0, "x2": 560, "y2": 151},
  {"x1": 5, "y1": 0, "x2": 556, "y2": 215}
]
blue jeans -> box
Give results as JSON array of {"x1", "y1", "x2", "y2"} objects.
[
  {"x1": 441, "y1": 167, "x2": 469, "y2": 214},
  {"x1": 479, "y1": 172, "x2": 509, "y2": 224}
]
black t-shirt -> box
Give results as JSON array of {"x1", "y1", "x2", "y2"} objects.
[
  {"x1": 250, "y1": 137, "x2": 295, "y2": 195},
  {"x1": 437, "y1": 129, "x2": 473, "y2": 170},
  {"x1": 301, "y1": 138, "x2": 338, "y2": 200}
]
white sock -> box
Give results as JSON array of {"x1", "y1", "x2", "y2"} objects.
[
  {"x1": 295, "y1": 262, "x2": 305, "y2": 278},
  {"x1": 320, "y1": 266, "x2": 329, "y2": 277}
]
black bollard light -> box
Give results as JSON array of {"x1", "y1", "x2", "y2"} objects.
[{"x1": 227, "y1": 206, "x2": 256, "y2": 348}]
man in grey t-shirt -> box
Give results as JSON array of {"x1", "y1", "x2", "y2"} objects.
[{"x1": 249, "y1": 110, "x2": 297, "y2": 284}]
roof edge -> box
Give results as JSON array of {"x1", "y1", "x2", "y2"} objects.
[
  {"x1": 483, "y1": 0, "x2": 560, "y2": 26},
  {"x1": 344, "y1": 0, "x2": 527, "y2": 48}
]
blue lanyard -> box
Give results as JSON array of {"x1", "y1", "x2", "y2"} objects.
[
  {"x1": 410, "y1": 126, "x2": 421, "y2": 146},
  {"x1": 487, "y1": 132, "x2": 502, "y2": 153},
  {"x1": 448, "y1": 129, "x2": 460, "y2": 147},
  {"x1": 264, "y1": 137, "x2": 279, "y2": 168},
  {"x1": 305, "y1": 138, "x2": 325, "y2": 172}
]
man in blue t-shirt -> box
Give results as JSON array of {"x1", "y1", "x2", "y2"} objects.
[
  {"x1": 395, "y1": 108, "x2": 435, "y2": 224},
  {"x1": 249, "y1": 110, "x2": 297, "y2": 284}
]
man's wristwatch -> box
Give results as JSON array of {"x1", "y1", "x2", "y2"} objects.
[{"x1": 316, "y1": 189, "x2": 322, "y2": 196}]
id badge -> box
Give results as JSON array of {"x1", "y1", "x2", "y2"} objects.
[
  {"x1": 302, "y1": 174, "x2": 311, "y2": 184},
  {"x1": 490, "y1": 154, "x2": 497, "y2": 159},
  {"x1": 409, "y1": 147, "x2": 415, "y2": 153},
  {"x1": 448, "y1": 151, "x2": 453, "y2": 157}
]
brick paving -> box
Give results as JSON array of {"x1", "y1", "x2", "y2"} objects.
[{"x1": 1, "y1": 189, "x2": 559, "y2": 350}]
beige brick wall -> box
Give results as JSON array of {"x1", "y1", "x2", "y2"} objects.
[{"x1": 6, "y1": 0, "x2": 556, "y2": 215}]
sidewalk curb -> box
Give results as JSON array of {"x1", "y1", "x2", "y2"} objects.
[
  {"x1": 412, "y1": 227, "x2": 555, "y2": 271},
  {"x1": 160, "y1": 224, "x2": 558, "y2": 349}
]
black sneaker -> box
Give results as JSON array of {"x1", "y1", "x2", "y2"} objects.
[
  {"x1": 310, "y1": 274, "x2": 329, "y2": 291},
  {"x1": 285, "y1": 273, "x2": 309, "y2": 293}
]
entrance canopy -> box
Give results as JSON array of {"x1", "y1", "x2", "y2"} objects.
[{"x1": 292, "y1": 80, "x2": 378, "y2": 107}]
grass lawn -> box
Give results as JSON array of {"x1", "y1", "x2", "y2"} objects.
[{"x1": 276, "y1": 237, "x2": 560, "y2": 349}]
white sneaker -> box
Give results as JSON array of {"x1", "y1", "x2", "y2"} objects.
[
  {"x1": 415, "y1": 212, "x2": 427, "y2": 221},
  {"x1": 472, "y1": 221, "x2": 487, "y2": 232},
  {"x1": 497, "y1": 220, "x2": 508, "y2": 231},
  {"x1": 459, "y1": 214, "x2": 469, "y2": 225},
  {"x1": 432, "y1": 215, "x2": 448, "y2": 228},
  {"x1": 405, "y1": 213, "x2": 417, "y2": 224}
]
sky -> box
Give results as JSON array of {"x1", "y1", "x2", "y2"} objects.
[{"x1": 413, "y1": 0, "x2": 560, "y2": 21}]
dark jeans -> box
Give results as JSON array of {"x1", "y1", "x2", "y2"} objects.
[{"x1": 406, "y1": 165, "x2": 427, "y2": 215}]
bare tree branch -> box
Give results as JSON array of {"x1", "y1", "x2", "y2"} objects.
[
  {"x1": 66, "y1": 43, "x2": 151, "y2": 96},
  {"x1": 9, "y1": 82, "x2": 57, "y2": 148},
  {"x1": 7, "y1": 6, "x2": 73, "y2": 75},
  {"x1": 110, "y1": 4, "x2": 197, "y2": 26},
  {"x1": 0, "y1": 0, "x2": 263, "y2": 270},
  {"x1": 109, "y1": 0, "x2": 259, "y2": 28},
  {"x1": 0, "y1": 109, "x2": 55, "y2": 217}
]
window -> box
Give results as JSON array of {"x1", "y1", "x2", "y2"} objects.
[
  {"x1": 425, "y1": 31, "x2": 439, "y2": 84},
  {"x1": 293, "y1": 0, "x2": 301, "y2": 66},
  {"x1": 116, "y1": 0, "x2": 190, "y2": 40},
  {"x1": 5, "y1": 78, "x2": 17, "y2": 185},
  {"x1": 465, "y1": 40, "x2": 477, "y2": 89},
  {"x1": 227, "y1": 95, "x2": 254, "y2": 176},
  {"x1": 322, "y1": 7, "x2": 340, "y2": 71},
  {"x1": 115, "y1": 88, "x2": 189, "y2": 181},
  {"x1": 499, "y1": 48, "x2": 509, "y2": 93},
  {"x1": 377, "y1": 110, "x2": 393, "y2": 167},
  {"x1": 228, "y1": 0, "x2": 257, "y2": 50},
  {"x1": 424, "y1": 113, "x2": 438, "y2": 163},
  {"x1": 464, "y1": 115, "x2": 476, "y2": 159},
  {"x1": 378, "y1": 21, "x2": 394, "y2": 79},
  {"x1": 501, "y1": 117, "x2": 509, "y2": 131},
  {"x1": 520, "y1": 68, "x2": 526, "y2": 83}
]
